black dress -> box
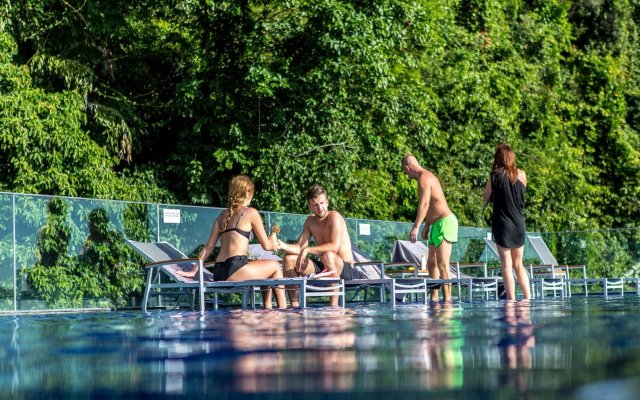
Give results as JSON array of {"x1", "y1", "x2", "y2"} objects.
[{"x1": 491, "y1": 170, "x2": 526, "y2": 248}]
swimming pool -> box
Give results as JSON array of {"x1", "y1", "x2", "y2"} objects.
[{"x1": 2, "y1": 297, "x2": 640, "y2": 399}]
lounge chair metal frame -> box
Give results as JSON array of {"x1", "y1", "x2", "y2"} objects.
[
  {"x1": 390, "y1": 240, "x2": 499, "y2": 301},
  {"x1": 485, "y1": 237, "x2": 574, "y2": 299},
  {"x1": 129, "y1": 240, "x2": 345, "y2": 311},
  {"x1": 349, "y1": 246, "x2": 445, "y2": 304},
  {"x1": 194, "y1": 262, "x2": 345, "y2": 311},
  {"x1": 526, "y1": 236, "x2": 588, "y2": 295},
  {"x1": 142, "y1": 258, "x2": 200, "y2": 311},
  {"x1": 127, "y1": 240, "x2": 211, "y2": 312}
]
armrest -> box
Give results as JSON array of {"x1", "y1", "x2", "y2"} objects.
[
  {"x1": 456, "y1": 262, "x2": 485, "y2": 267},
  {"x1": 528, "y1": 264, "x2": 555, "y2": 272},
  {"x1": 353, "y1": 260, "x2": 385, "y2": 277},
  {"x1": 528, "y1": 264, "x2": 567, "y2": 277},
  {"x1": 453, "y1": 262, "x2": 488, "y2": 277},
  {"x1": 560, "y1": 264, "x2": 587, "y2": 278},
  {"x1": 353, "y1": 261, "x2": 384, "y2": 266},
  {"x1": 385, "y1": 261, "x2": 419, "y2": 269},
  {"x1": 385, "y1": 262, "x2": 421, "y2": 276},
  {"x1": 145, "y1": 258, "x2": 200, "y2": 269}
]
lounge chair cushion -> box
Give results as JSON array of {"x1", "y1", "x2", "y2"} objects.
[{"x1": 160, "y1": 263, "x2": 215, "y2": 284}]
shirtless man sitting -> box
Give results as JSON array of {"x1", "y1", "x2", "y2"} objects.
[
  {"x1": 402, "y1": 154, "x2": 458, "y2": 302},
  {"x1": 276, "y1": 184, "x2": 355, "y2": 307}
]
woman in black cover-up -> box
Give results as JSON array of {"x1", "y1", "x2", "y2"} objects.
[{"x1": 483, "y1": 144, "x2": 531, "y2": 300}]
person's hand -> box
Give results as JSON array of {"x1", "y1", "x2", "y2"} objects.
[
  {"x1": 269, "y1": 232, "x2": 279, "y2": 249},
  {"x1": 269, "y1": 224, "x2": 281, "y2": 252},
  {"x1": 295, "y1": 248, "x2": 308, "y2": 274},
  {"x1": 421, "y1": 225, "x2": 429, "y2": 241},
  {"x1": 409, "y1": 226, "x2": 419, "y2": 243},
  {"x1": 175, "y1": 264, "x2": 197, "y2": 278}
]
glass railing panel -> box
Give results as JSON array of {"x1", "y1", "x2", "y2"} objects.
[
  {"x1": 157, "y1": 204, "x2": 223, "y2": 258},
  {"x1": 13, "y1": 194, "x2": 53, "y2": 310},
  {"x1": 5, "y1": 190, "x2": 639, "y2": 311},
  {"x1": 540, "y1": 228, "x2": 640, "y2": 278},
  {"x1": 0, "y1": 193, "x2": 14, "y2": 311},
  {"x1": 263, "y1": 211, "x2": 309, "y2": 244},
  {"x1": 345, "y1": 218, "x2": 358, "y2": 250},
  {"x1": 349, "y1": 219, "x2": 411, "y2": 262},
  {"x1": 66, "y1": 198, "x2": 156, "y2": 253},
  {"x1": 14, "y1": 195, "x2": 156, "y2": 310},
  {"x1": 455, "y1": 226, "x2": 489, "y2": 264}
]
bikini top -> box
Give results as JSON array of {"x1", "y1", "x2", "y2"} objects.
[{"x1": 218, "y1": 207, "x2": 252, "y2": 240}]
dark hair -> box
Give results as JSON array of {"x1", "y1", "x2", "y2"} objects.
[
  {"x1": 492, "y1": 144, "x2": 518, "y2": 183},
  {"x1": 306, "y1": 184, "x2": 327, "y2": 201}
]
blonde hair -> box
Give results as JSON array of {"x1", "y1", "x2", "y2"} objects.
[{"x1": 223, "y1": 175, "x2": 254, "y2": 230}]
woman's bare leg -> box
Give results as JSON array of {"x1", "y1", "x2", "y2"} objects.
[
  {"x1": 511, "y1": 246, "x2": 530, "y2": 299},
  {"x1": 261, "y1": 287, "x2": 273, "y2": 309},
  {"x1": 228, "y1": 260, "x2": 287, "y2": 309},
  {"x1": 497, "y1": 244, "x2": 516, "y2": 300}
]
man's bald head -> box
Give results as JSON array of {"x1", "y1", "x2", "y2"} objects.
[
  {"x1": 402, "y1": 154, "x2": 424, "y2": 179},
  {"x1": 402, "y1": 154, "x2": 419, "y2": 168}
]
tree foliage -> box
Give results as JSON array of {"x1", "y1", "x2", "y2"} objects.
[{"x1": 1, "y1": 0, "x2": 639, "y2": 232}]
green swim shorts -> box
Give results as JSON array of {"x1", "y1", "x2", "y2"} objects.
[{"x1": 427, "y1": 214, "x2": 458, "y2": 248}]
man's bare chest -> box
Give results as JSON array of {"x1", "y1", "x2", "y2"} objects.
[{"x1": 308, "y1": 223, "x2": 333, "y2": 244}]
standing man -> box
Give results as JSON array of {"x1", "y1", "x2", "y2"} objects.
[
  {"x1": 276, "y1": 184, "x2": 355, "y2": 307},
  {"x1": 402, "y1": 154, "x2": 458, "y2": 302}
]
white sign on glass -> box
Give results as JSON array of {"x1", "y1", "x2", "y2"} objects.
[
  {"x1": 359, "y1": 223, "x2": 371, "y2": 236},
  {"x1": 163, "y1": 209, "x2": 181, "y2": 224}
]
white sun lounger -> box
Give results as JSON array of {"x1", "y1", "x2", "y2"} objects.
[
  {"x1": 128, "y1": 240, "x2": 344, "y2": 311},
  {"x1": 393, "y1": 240, "x2": 499, "y2": 301}
]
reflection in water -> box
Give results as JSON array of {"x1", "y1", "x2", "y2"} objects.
[
  {"x1": 222, "y1": 305, "x2": 465, "y2": 392},
  {"x1": 11, "y1": 317, "x2": 19, "y2": 395},
  {"x1": 497, "y1": 300, "x2": 536, "y2": 393},
  {"x1": 227, "y1": 308, "x2": 357, "y2": 392},
  {"x1": 408, "y1": 303, "x2": 463, "y2": 389},
  {"x1": 4, "y1": 298, "x2": 640, "y2": 398}
]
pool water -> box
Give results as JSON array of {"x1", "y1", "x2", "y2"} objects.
[{"x1": 2, "y1": 298, "x2": 640, "y2": 399}]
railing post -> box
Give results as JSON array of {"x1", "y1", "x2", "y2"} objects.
[
  {"x1": 354, "y1": 219, "x2": 358, "y2": 245},
  {"x1": 199, "y1": 259, "x2": 205, "y2": 313},
  {"x1": 12, "y1": 194, "x2": 17, "y2": 312},
  {"x1": 267, "y1": 212, "x2": 271, "y2": 234}
]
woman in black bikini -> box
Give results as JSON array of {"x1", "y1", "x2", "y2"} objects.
[
  {"x1": 176, "y1": 175, "x2": 286, "y2": 309},
  {"x1": 482, "y1": 144, "x2": 531, "y2": 300}
]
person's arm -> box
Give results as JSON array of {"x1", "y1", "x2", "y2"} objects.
[
  {"x1": 410, "y1": 175, "x2": 430, "y2": 243},
  {"x1": 482, "y1": 178, "x2": 492, "y2": 203},
  {"x1": 518, "y1": 169, "x2": 527, "y2": 186},
  {"x1": 286, "y1": 221, "x2": 313, "y2": 273},
  {"x1": 249, "y1": 208, "x2": 277, "y2": 251},
  {"x1": 175, "y1": 216, "x2": 221, "y2": 278},
  {"x1": 277, "y1": 221, "x2": 311, "y2": 256}
]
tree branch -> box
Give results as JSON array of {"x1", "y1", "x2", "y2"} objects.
[
  {"x1": 293, "y1": 142, "x2": 353, "y2": 158},
  {"x1": 62, "y1": 0, "x2": 87, "y2": 26}
]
